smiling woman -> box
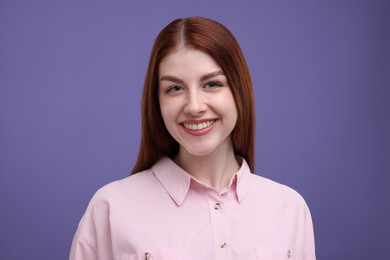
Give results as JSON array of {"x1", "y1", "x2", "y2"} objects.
[{"x1": 69, "y1": 17, "x2": 316, "y2": 260}]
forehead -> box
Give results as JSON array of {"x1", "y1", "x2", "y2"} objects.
[{"x1": 159, "y1": 48, "x2": 222, "y2": 77}]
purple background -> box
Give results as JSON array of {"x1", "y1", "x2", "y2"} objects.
[{"x1": 1, "y1": 1, "x2": 389, "y2": 259}]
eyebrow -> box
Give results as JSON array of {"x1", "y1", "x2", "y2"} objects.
[
  {"x1": 160, "y1": 71, "x2": 225, "y2": 83},
  {"x1": 200, "y1": 71, "x2": 225, "y2": 81},
  {"x1": 159, "y1": 75, "x2": 184, "y2": 84}
]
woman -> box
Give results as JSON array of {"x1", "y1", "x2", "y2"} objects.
[{"x1": 70, "y1": 17, "x2": 315, "y2": 260}]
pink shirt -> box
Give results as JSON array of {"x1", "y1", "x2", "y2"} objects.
[{"x1": 70, "y1": 157, "x2": 315, "y2": 259}]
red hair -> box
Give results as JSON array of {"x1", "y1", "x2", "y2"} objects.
[{"x1": 131, "y1": 17, "x2": 255, "y2": 174}]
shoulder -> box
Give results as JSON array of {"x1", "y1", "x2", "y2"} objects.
[
  {"x1": 246, "y1": 173, "x2": 308, "y2": 208},
  {"x1": 88, "y1": 169, "x2": 157, "y2": 207},
  {"x1": 248, "y1": 173, "x2": 300, "y2": 196}
]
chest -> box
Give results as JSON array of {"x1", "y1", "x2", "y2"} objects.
[{"x1": 107, "y1": 191, "x2": 299, "y2": 260}]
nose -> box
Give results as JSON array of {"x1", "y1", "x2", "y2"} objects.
[{"x1": 183, "y1": 90, "x2": 206, "y2": 115}]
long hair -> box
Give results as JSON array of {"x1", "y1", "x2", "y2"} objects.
[{"x1": 131, "y1": 17, "x2": 255, "y2": 174}]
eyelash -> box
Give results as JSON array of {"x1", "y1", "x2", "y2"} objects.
[
  {"x1": 204, "y1": 81, "x2": 223, "y2": 88},
  {"x1": 165, "y1": 81, "x2": 223, "y2": 93},
  {"x1": 165, "y1": 85, "x2": 184, "y2": 93}
]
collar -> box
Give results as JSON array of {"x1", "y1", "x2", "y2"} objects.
[{"x1": 151, "y1": 156, "x2": 252, "y2": 206}]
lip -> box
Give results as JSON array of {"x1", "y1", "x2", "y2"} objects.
[{"x1": 180, "y1": 118, "x2": 218, "y2": 136}]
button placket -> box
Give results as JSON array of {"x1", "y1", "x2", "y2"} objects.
[
  {"x1": 203, "y1": 187, "x2": 232, "y2": 259},
  {"x1": 212, "y1": 198, "x2": 232, "y2": 258}
]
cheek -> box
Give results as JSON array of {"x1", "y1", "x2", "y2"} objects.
[
  {"x1": 225, "y1": 97, "x2": 238, "y2": 126},
  {"x1": 160, "y1": 105, "x2": 169, "y2": 123},
  {"x1": 159, "y1": 101, "x2": 176, "y2": 124},
  {"x1": 220, "y1": 93, "x2": 238, "y2": 116}
]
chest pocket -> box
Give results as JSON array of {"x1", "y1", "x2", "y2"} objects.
[
  {"x1": 255, "y1": 245, "x2": 293, "y2": 260},
  {"x1": 119, "y1": 248, "x2": 191, "y2": 260}
]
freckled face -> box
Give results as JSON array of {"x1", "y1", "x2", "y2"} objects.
[{"x1": 158, "y1": 48, "x2": 238, "y2": 157}]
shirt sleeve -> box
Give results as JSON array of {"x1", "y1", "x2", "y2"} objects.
[
  {"x1": 303, "y1": 200, "x2": 316, "y2": 260},
  {"x1": 69, "y1": 192, "x2": 113, "y2": 260},
  {"x1": 69, "y1": 229, "x2": 97, "y2": 260}
]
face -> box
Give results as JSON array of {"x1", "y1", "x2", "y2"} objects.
[{"x1": 158, "y1": 48, "x2": 238, "y2": 158}]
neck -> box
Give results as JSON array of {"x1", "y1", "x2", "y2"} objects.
[{"x1": 174, "y1": 141, "x2": 240, "y2": 193}]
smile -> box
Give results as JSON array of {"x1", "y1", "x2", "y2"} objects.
[{"x1": 183, "y1": 120, "x2": 215, "y2": 131}]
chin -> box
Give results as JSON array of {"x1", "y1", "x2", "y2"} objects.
[{"x1": 182, "y1": 146, "x2": 217, "y2": 158}]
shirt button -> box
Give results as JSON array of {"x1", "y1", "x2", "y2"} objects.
[
  {"x1": 287, "y1": 249, "x2": 291, "y2": 258},
  {"x1": 214, "y1": 202, "x2": 221, "y2": 210},
  {"x1": 144, "y1": 252, "x2": 152, "y2": 260},
  {"x1": 220, "y1": 242, "x2": 227, "y2": 248}
]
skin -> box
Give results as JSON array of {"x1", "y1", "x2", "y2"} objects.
[{"x1": 158, "y1": 48, "x2": 240, "y2": 192}]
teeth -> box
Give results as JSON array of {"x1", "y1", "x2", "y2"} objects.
[{"x1": 184, "y1": 120, "x2": 215, "y2": 131}]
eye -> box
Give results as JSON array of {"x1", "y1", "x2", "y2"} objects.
[
  {"x1": 166, "y1": 85, "x2": 184, "y2": 93},
  {"x1": 204, "y1": 81, "x2": 223, "y2": 88}
]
